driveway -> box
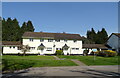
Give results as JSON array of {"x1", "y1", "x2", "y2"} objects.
[{"x1": 2, "y1": 65, "x2": 120, "y2": 77}]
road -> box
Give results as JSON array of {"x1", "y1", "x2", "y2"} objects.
[{"x1": 2, "y1": 65, "x2": 120, "y2": 78}]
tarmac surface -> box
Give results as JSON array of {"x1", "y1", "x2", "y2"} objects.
[{"x1": 2, "y1": 65, "x2": 120, "y2": 78}]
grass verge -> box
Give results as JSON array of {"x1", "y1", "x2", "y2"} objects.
[
  {"x1": 2, "y1": 55, "x2": 77, "y2": 72},
  {"x1": 58, "y1": 55, "x2": 119, "y2": 66}
]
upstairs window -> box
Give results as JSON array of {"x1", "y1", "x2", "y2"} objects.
[
  {"x1": 55, "y1": 39, "x2": 60, "y2": 42},
  {"x1": 40, "y1": 38, "x2": 44, "y2": 42},
  {"x1": 9, "y1": 46, "x2": 12, "y2": 49},
  {"x1": 48, "y1": 39, "x2": 53, "y2": 42},
  {"x1": 29, "y1": 38, "x2": 33, "y2": 42},
  {"x1": 74, "y1": 40, "x2": 77, "y2": 42},
  {"x1": 17, "y1": 47, "x2": 21, "y2": 50},
  {"x1": 64, "y1": 39, "x2": 67, "y2": 42}
]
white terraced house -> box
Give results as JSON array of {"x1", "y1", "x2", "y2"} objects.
[{"x1": 2, "y1": 32, "x2": 83, "y2": 55}]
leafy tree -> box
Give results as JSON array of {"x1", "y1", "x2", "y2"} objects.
[{"x1": 21, "y1": 45, "x2": 30, "y2": 56}]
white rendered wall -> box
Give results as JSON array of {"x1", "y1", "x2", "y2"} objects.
[
  {"x1": 3, "y1": 46, "x2": 21, "y2": 54},
  {"x1": 23, "y1": 38, "x2": 83, "y2": 55}
]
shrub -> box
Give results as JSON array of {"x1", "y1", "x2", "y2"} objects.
[
  {"x1": 83, "y1": 50, "x2": 89, "y2": 56},
  {"x1": 97, "y1": 50, "x2": 117, "y2": 57},
  {"x1": 55, "y1": 50, "x2": 63, "y2": 55}
]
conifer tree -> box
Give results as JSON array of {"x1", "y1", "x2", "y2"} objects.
[
  {"x1": 12, "y1": 18, "x2": 20, "y2": 41},
  {"x1": 27, "y1": 20, "x2": 34, "y2": 32}
]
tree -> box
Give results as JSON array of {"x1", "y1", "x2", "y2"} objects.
[
  {"x1": 2, "y1": 18, "x2": 7, "y2": 41},
  {"x1": 27, "y1": 20, "x2": 35, "y2": 32},
  {"x1": 2, "y1": 18, "x2": 35, "y2": 41},
  {"x1": 20, "y1": 22, "x2": 27, "y2": 37},
  {"x1": 100, "y1": 28, "x2": 108, "y2": 43},
  {"x1": 21, "y1": 45, "x2": 30, "y2": 56},
  {"x1": 86, "y1": 28, "x2": 108, "y2": 44},
  {"x1": 87, "y1": 28, "x2": 96, "y2": 42},
  {"x1": 12, "y1": 18, "x2": 21, "y2": 41},
  {"x1": 5, "y1": 18, "x2": 13, "y2": 41},
  {"x1": 95, "y1": 31, "x2": 102, "y2": 44}
]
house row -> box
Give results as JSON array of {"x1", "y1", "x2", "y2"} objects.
[{"x1": 2, "y1": 32, "x2": 120, "y2": 55}]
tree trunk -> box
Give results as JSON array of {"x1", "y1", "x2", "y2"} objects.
[{"x1": 23, "y1": 51, "x2": 26, "y2": 56}]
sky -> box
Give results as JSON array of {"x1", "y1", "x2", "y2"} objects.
[{"x1": 2, "y1": 2, "x2": 118, "y2": 36}]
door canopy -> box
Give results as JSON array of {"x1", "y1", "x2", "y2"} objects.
[
  {"x1": 62, "y1": 44, "x2": 69, "y2": 50},
  {"x1": 37, "y1": 43, "x2": 45, "y2": 50}
]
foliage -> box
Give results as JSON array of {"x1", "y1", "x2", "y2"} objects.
[
  {"x1": 97, "y1": 50, "x2": 117, "y2": 57},
  {"x1": 81, "y1": 36, "x2": 95, "y2": 44},
  {"x1": 55, "y1": 50, "x2": 63, "y2": 55},
  {"x1": 2, "y1": 55, "x2": 77, "y2": 72},
  {"x1": 58, "y1": 55, "x2": 119, "y2": 65},
  {"x1": 2, "y1": 18, "x2": 35, "y2": 41},
  {"x1": 86, "y1": 28, "x2": 108, "y2": 44},
  {"x1": 21, "y1": 45, "x2": 30, "y2": 56},
  {"x1": 83, "y1": 50, "x2": 89, "y2": 56}
]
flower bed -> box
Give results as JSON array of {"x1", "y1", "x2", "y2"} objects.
[{"x1": 97, "y1": 50, "x2": 117, "y2": 57}]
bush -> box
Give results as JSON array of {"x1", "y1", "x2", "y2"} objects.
[
  {"x1": 55, "y1": 50, "x2": 63, "y2": 55},
  {"x1": 83, "y1": 50, "x2": 89, "y2": 56},
  {"x1": 97, "y1": 50, "x2": 117, "y2": 57}
]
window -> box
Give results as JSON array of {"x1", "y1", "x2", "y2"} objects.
[
  {"x1": 76, "y1": 48, "x2": 79, "y2": 50},
  {"x1": 10, "y1": 46, "x2": 12, "y2": 49},
  {"x1": 56, "y1": 48, "x2": 62, "y2": 50},
  {"x1": 74, "y1": 40, "x2": 77, "y2": 42},
  {"x1": 64, "y1": 39, "x2": 67, "y2": 42},
  {"x1": 29, "y1": 47, "x2": 35, "y2": 50},
  {"x1": 55, "y1": 39, "x2": 60, "y2": 42},
  {"x1": 46, "y1": 47, "x2": 52, "y2": 51},
  {"x1": 48, "y1": 39, "x2": 53, "y2": 42},
  {"x1": 29, "y1": 38, "x2": 33, "y2": 42},
  {"x1": 17, "y1": 47, "x2": 21, "y2": 50},
  {"x1": 72, "y1": 48, "x2": 79, "y2": 50},
  {"x1": 72, "y1": 48, "x2": 75, "y2": 50},
  {"x1": 40, "y1": 38, "x2": 44, "y2": 42},
  {"x1": 13, "y1": 46, "x2": 15, "y2": 48}
]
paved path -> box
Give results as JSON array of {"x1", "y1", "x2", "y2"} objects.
[
  {"x1": 53, "y1": 56, "x2": 60, "y2": 60},
  {"x1": 71, "y1": 59, "x2": 87, "y2": 66},
  {"x1": 3, "y1": 65, "x2": 120, "y2": 77}
]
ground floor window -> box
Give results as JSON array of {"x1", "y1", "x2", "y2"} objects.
[
  {"x1": 56, "y1": 48, "x2": 62, "y2": 50},
  {"x1": 72, "y1": 48, "x2": 79, "y2": 50},
  {"x1": 46, "y1": 47, "x2": 52, "y2": 51},
  {"x1": 29, "y1": 47, "x2": 35, "y2": 50},
  {"x1": 17, "y1": 46, "x2": 21, "y2": 50}
]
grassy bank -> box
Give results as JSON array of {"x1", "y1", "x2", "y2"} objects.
[
  {"x1": 58, "y1": 55, "x2": 119, "y2": 65},
  {"x1": 2, "y1": 55, "x2": 77, "y2": 72}
]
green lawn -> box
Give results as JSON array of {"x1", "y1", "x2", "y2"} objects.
[
  {"x1": 58, "y1": 55, "x2": 119, "y2": 66},
  {"x1": 2, "y1": 55, "x2": 77, "y2": 72}
]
